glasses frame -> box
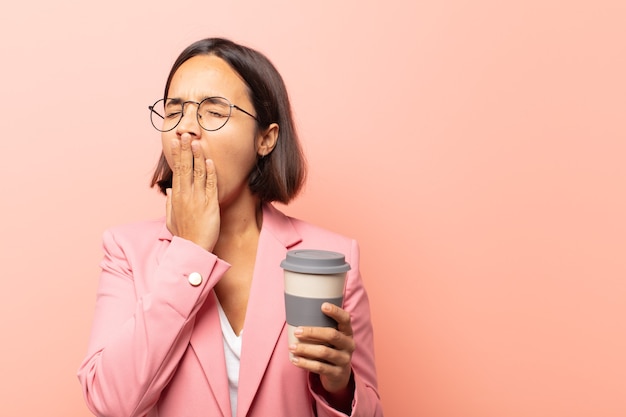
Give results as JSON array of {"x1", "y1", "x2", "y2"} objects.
[{"x1": 148, "y1": 96, "x2": 258, "y2": 132}]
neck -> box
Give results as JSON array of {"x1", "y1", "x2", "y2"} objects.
[{"x1": 216, "y1": 192, "x2": 263, "y2": 247}]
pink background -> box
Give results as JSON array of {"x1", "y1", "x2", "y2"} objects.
[{"x1": 1, "y1": 1, "x2": 625, "y2": 416}]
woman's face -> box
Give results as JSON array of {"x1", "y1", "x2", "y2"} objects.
[{"x1": 162, "y1": 54, "x2": 266, "y2": 208}]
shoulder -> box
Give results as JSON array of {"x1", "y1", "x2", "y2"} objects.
[
  {"x1": 266, "y1": 204, "x2": 358, "y2": 257},
  {"x1": 101, "y1": 217, "x2": 168, "y2": 252},
  {"x1": 288, "y1": 215, "x2": 350, "y2": 243}
]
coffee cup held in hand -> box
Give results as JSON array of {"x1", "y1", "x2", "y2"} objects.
[{"x1": 280, "y1": 249, "x2": 351, "y2": 359}]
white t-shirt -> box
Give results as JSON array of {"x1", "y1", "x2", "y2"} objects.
[{"x1": 216, "y1": 299, "x2": 242, "y2": 417}]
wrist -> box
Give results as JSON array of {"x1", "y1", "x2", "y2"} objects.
[{"x1": 312, "y1": 371, "x2": 355, "y2": 415}]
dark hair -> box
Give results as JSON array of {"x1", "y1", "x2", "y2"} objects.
[{"x1": 150, "y1": 37, "x2": 307, "y2": 204}]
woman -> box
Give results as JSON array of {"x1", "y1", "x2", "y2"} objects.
[{"x1": 78, "y1": 37, "x2": 382, "y2": 417}]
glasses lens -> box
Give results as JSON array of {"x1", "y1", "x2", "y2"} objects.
[
  {"x1": 198, "y1": 97, "x2": 232, "y2": 131},
  {"x1": 150, "y1": 99, "x2": 182, "y2": 132}
]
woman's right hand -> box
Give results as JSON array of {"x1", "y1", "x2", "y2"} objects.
[{"x1": 166, "y1": 133, "x2": 220, "y2": 252}]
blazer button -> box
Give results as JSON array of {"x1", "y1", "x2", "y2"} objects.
[{"x1": 188, "y1": 272, "x2": 203, "y2": 287}]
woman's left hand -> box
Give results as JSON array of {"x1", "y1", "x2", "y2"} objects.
[{"x1": 289, "y1": 303, "x2": 355, "y2": 395}]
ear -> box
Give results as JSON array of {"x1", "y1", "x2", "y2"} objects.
[{"x1": 256, "y1": 123, "x2": 279, "y2": 157}]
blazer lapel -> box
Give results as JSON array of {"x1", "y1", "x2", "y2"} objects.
[
  {"x1": 157, "y1": 221, "x2": 232, "y2": 417},
  {"x1": 236, "y1": 204, "x2": 301, "y2": 416},
  {"x1": 156, "y1": 205, "x2": 301, "y2": 417},
  {"x1": 190, "y1": 295, "x2": 232, "y2": 417}
]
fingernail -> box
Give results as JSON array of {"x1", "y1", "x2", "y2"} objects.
[
  {"x1": 294, "y1": 327, "x2": 303, "y2": 335},
  {"x1": 290, "y1": 356, "x2": 299, "y2": 364},
  {"x1": 323, "y1": 303, "x2": 332, "y2": 312},
  {"x1": 289, "y1": 344, "x2": 297, "y2": 352}
]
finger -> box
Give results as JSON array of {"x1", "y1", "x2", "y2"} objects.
[
  {"x1": 178, "y1": 134, "x2": 193, "y2": 193},
  {"x1": 165, "y1": 188, "x2": 174, "y2": 233},
  {"x1": 289, "y1": 350, "x2": 353, "y2": 394},
  {"x1": 322, "y1": 303, "x2": 353, "y2": 335},
  {"x1": 191, "y1": 140, "x2": 206, "y2": 195},
  {"x1": 290, "y1": 342, "x2": 349, "y2": 367},
  {"x1": 294, "y1": 326, "x2": 335, "y2": 343},
  {"x1": 170, "y1": 138, "x2": 181, "y2": 191},
  {"x1": 295, "y1": 326, "x2": 355, "y2": 353},
  {"x1": 289, "y1": 351, "x2": 345, "y2": 375},
  {"x1": 204, "y1": 159, "x2": 218, "y2": 201}
]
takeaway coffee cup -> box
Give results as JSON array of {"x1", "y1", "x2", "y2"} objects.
[{"x1": 280, "y1": 249, "x2": 351, "y2": 359}]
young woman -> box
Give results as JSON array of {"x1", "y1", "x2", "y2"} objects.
[{"x1": 78, "y1": 37, "x2": 383, "y2": 417}]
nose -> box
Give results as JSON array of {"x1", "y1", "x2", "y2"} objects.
[{"x1": 176, "y1": 101, "x2": 201, "y2": 136}]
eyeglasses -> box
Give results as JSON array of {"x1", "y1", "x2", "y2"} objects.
[{"x1": 149, "y1": 97, "x2": 257, "y2": 132}]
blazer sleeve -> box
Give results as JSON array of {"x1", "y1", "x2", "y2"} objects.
[
  {"x1": 309, "y1": 239, "x2": 384, "y2": 417},
  {"x1": 77, "y1": 229, "x2": 230, "y2": 417}
]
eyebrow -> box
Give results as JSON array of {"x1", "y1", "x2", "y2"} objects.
[
  {"x1": 203, "y1": 96, "x2": 221, "y2": 102},
  {"x1": 165, "y1": 98, "x2": 183, "y2": 107},
  {"x1": 166, "y1": 95, "x2": 226, "y2": 103}
]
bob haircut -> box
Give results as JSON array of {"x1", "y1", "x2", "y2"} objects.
[{"x1": 150, "y1": 37, "x2": 307, "y2": 204}]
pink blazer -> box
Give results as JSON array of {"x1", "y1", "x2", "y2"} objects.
[{"x1": 78, "y1": 204, "x2": 383, "y2": 417}]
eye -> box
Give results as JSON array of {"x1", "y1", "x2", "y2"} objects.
[
  {"x1": 164, "y1": 102, "x2": 183, "y2": 119},
  {"x1": 200, "y1": 107, "x2": 228, "y2": 119},
  {"x1": 199, "y1": 98, "x2": 231, "y2": 119},
  {"x1": 165, "y1": 111, "x2": 182, "y2": 119}
]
